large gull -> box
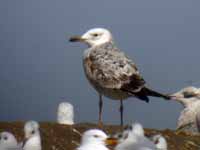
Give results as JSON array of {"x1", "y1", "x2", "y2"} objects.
[
  {"x1": 170, "y1": 86, "x2": 200, "y2": 133},
  {"x1": 69, "y1": 28, "x2": 170, "y2": 126}
]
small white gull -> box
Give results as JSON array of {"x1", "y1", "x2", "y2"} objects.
[
  {"x1": 22, "y1": 120, "x2": 42, "y2": 150},
  {"x1": 77, "y1": 129, "x2": 110, "y2": 150},
  {"x1": 57, "y1": 102, "x2": 74, "y2": 125},
  {"x1": 150, "y1": 134, "x2": 167, "y2": 150},
  {"x1": 114, "y1": 123, "x2": 156, "y2": 150},
  {"x1": 0, "y1": 131, "x2": 20, "y2": 150}
]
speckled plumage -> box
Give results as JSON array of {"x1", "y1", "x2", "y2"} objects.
[
  {"x1": 70, "y1": 28, "x2": 170, "y2": 126},
  {"x1": 83, "y1": 42, "x2": 144, "y2": 100}
]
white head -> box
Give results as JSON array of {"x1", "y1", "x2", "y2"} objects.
[
  {"x1": 80, "y1": 129, "x2": 108, "y2": 145},
  {"x1": 150, "y1": 134, "x2": 167, "y2": 150},
  {"x1": 23, "y1": 121, "x2": 41, "y2": 150},
  {"x1": 0, "y1": 132, "x2": 18, "y2": 148},
  {"x1": 131, "y1": 122, "x2": 145, "y2": 137},
  {"x1": 24, "y1": 121, "x2": 40, "y2": 139},
  {"x1": 57, "y1": 102, "x2": 74, "y2": 125},
  {"x1": 69, "y1": 28, "x2": 113, "y2": 47},
  {"x1": 170, "y1": 86, "x2": 200, "y2": 106}
]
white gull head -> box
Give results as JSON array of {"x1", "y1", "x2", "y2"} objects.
[
  {"x1": 150, "y1": 134, "x2": 167, "y2": 150},
  {"x1": 23, "y1": 120, "x2": 41, "y2": 150},
  {"x1": 0, "y1": 132, "x2": 18, "y2": 149},
  {"x1": 57, "y1": 102, "x2": 74, "y2": 125},
  {"x1": 170, "y1": 86, "x2": 200, "y2": 107},
  {"x1": 69, "y1": 28, "x2": 113, "y2": 47},
  {"x1": 77, "y1": 129, "x2": 109, "y2": 150}
]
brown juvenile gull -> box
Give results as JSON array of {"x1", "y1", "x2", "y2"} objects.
[
  {"x1": 69, "y1": 28, "x2": 170, "y2": 126},
  {"x1": 170, "y1": 86, "x2": 200, "y2": 134}
]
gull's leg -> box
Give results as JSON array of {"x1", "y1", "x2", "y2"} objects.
[
  {"x1": 98, "y1": 94, "x2": 103, "y2": 128},
  {"x1": 119, "y1": 99, "x2": 124, "y2": 127}
]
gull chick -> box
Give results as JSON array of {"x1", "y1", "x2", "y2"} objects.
[
  {"x1": 57, "y1": 102, "x2": 74, "y2": 125},
  {"x1": 23, "y1": 120, "x2": 42, "y2": 150},
  {"x1": 170, "y1": 86, "x2": 200, "y2": 133},
  {"x1": 0, "y1": 131, "x2": 19, "y2": 150},
  {"x1": 77, "y1": 129, "x2": 110, "y2": 150},
  {"x1": 69, "y1": 28, "x2": 170, "y2": 126}
]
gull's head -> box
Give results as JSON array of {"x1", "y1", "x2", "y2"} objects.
[
  {"x1": 80, "y1": 129, "x2": 108, "y2": 145},
  {"x1": 150, "y1": 134, "x2": 167, "y2": 150},
  {"x1": 131, "y1": 122, "x2": 144, "y2": 137},
  {"x1": 24, "y1": 121, "x2": 40, "y2": 139},
  {"x1": 170, "y1": 86, "x2": 200, "y2": 101},
  {"x1": 69, "y1": 28, "x2": 113, "y2": 47},
  {"x1": 57, "y1": 102, "x2": 74, "y2": 125},
  {"x1": 0, "y1": 132, "x2": 18, "y2": 148}
]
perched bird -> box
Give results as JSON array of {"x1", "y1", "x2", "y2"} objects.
[
  {"x1": 0, "y1": 131, "x2": 20, "y2": 150},
  {"x1": 114, "y1": 123, "x2": 156, "y2": 150},
  {"x1": 23, "y1": 120, "x2": 42, "y2": 150},
  {"x1": 57, "y1": 102, "x2": 74, "y2": 125},
  {"x1": 170, "y1": 86, "x2": 200, "y2": 133},
  {"x1": 149, "y1": 134, "x2": 167, "y2": 150},
  {"x1": 77, "y1": 129, "x2": 110, "y2": 150},
  {"x1": 69, "y1": 28, "x2": 170, "y2": 126}
]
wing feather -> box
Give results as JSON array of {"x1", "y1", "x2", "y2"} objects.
[{"x1": 83, "y1": 44, "x2": 145, "y2": 91}]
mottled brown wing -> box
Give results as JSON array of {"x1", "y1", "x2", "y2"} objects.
[{"x1": 83, "y1": 47, "x2": 146, "y2": 92}]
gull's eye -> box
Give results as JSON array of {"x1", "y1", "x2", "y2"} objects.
[
  {"x1": 92, "y1": 33, "x2": 98, "y2": 37},
  {"x1": 94, "y1": 134, "x2": 99, "y2": 138},
  {"x1": 184, "y1": 94, "x2": 194, "y2": 98},
  {"x1": 117, "y1": 133, "x2": 122, "y2": 138},
  {"x1": 183, "y1": 92, "x2": 195, "y2": 98},
  {"x1": 31, "y1": 130, "x2": 35, "y2": 135},
  {"x1": 4, "y1": 136, "x2": 8, "y2": 140}
]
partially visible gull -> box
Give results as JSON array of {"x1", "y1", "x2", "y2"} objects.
[
  {"x1": 57, "y1": 102, "x2": 74, "y2": 125},
  {"x1": 0, "y1": 131, "x2": 20, "y2": 150},
  {"x1": 69, "y1": 28, "x2": 170, "y2": 126},
  {"x1": 23, "y1": 120, "x2": 42, "y2": 150},
  {"x1": 77, "y1": 129, "x2": 111, "y2": 150},
  {"x1": 149, "y1": 134, "x2": 167, "y2": 150},
  {"x1": 170, "y1": 86, "x2": 200, "y2": 133},
  {"x1": 109, "y1": 123, "x2": 157, "y2": 150}
]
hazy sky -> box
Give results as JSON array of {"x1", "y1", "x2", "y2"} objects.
[{"x1": 0, "y1": 0, "x2": 200, "y2": 129}]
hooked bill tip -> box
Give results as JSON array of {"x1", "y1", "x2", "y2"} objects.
[{"x1": 69, "y1": 36, "x2": 82, "y2": 42}]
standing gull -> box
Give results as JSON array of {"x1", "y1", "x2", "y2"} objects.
[
  {"x1": 170, "y1": 86, "x2": 200, "y2": 133},
  {"x1": 69, "y1": 28, "x2": 170, "y2": 126}
]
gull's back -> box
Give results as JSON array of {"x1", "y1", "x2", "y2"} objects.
[{"x1": 83, "y1": 42, "x2": 144, "y2": 100}]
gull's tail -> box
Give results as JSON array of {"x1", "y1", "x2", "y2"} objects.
[{"x1": 135, "y1": 87, "x2": 170, "y2": 102}]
